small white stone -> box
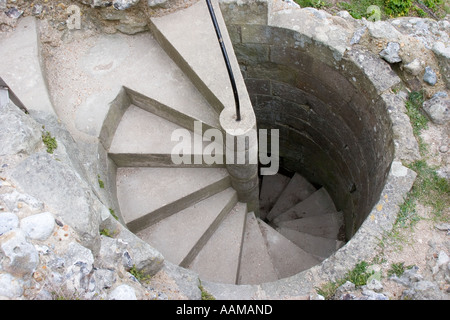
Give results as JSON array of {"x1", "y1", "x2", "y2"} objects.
[
  {"x1": 391, "y1": 161, "x2": 408, "y2": 177},
  {"x1": 20, "y1": 211, "x2": 55, "y2": 241},
  {"x1": 108, "y1": 284, "x2": 137, "y2": 300}
]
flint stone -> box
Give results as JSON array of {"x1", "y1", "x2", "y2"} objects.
[
  {"x1": 380, "y1": 42, "x2": 402, "y2": 63},
  {"x1": 403, "y1": 280, "x2": 447, "y2": 300},
  {"x1": 0, "y1": 273, "x2": 23, "y2": 298},
  {"x1": 20, "y1": 212, "x2": 55, "y2": 241},
  {"x1": 361, "y1": 289, "x2": 389, "y2": 300},
  {"x1": 0, "y1": 212, "x2": 19, "y2": 235},
  {"x1": 5, "y1": 8, "x2": 23, "y2": 19},
  {"x1": 64, "y1": 242, "x2": 94, "y2": 270},
  {"x1": 366, "y1": 278, "x2": 383, "y2": 292},
  {"x1": 62, "y1": 242, "x2": 95, "y2": 295},
  {"x1": 0, "y1": 229, "x2": 39, "y2": 277},
  {"x1": 432, "y1": 42, "x2": 450, "y2": 89},
  {"x1": 147, "y1": 0, "x2": 167, "y2": 6},
  {"x1": 113, "y1": 0, "x2": 140, "y2": 10},
  {"x1": 0, "y1": 190, "x2": 45, "y2": 213},
  {"x1": 115, "y1": 15, "x2": 148, "y2": 34},
  {"x1": 32, "y1": 4, "x2": 43, "y2": 15},
  {"x1": 94, "y1": 268, "x2": 116, "y2": 289},
  {"x1": 423, "y1": 66, "x2": 437, "y2": 86},
  {"x1": 422, "y1": 92, "x2": 450, "y2": 125},
  {"x1": 77, "y1": 0, "x2": 139, "y2": 9},
  {"x1": 404, "y1": 59, "x2": 422, "y2": 76},
  {"x1": 435, "y1": 223, "x2": 450, "y2": 232},
  {"x1": 108, "y1": 284, "x2": 137, "y2": 300},
  {"x1": 366, "y1": 20, "x2": 402, "y2": 40},
  {"x1": 117, "y1": 228, "x2": 164, "y2": 276},
  {"x1": 100, "y1": 212, "x2": 164, "y2": 276},
  {"x1": 0, "y1": 103, "x2": 42, "y2": 156},
  {"x1": 97, "y1": 235, "x2": 130, "y2": 269},
  {"x1": 435, "y1": 251, "x2": 449, "y2": 270}
]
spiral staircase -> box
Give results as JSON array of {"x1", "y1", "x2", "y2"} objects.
[
  {"x1": 102, "y1": 0, "x2": 346, "y2": 285},
  {"x1": 112, "y1": 104, "x2": 345, "y2": 285},
  {"x1": 0, "y1": 0, "x2": 346, "y2": 285}
]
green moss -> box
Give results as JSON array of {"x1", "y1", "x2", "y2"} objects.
[
  {"x1": 42, "y1": 128, "x2": 58, "y2": 154},
  {"x1": 109, "y1": 208, "x2": 119, "y2": 220},
  {"x1": 97, "y1": 174, "x2": 105, "y2": 189},
  {"x1": 129, "y1": 265, "x2": 152, "y2": 283},
  {"x1": 198, "y1": 279, "x2": 215, "y2": 300}
]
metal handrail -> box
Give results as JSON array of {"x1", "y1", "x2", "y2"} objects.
[
  {"x1": 205, "y1": 0, "x2": 241, "y2": 121},
  {"x1": 0, "y1": 77, "x2": 28, "y2": 113}
]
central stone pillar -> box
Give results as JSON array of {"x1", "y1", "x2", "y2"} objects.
[{"x1": 220, "y1": 107, "x2": 260, "y2": 215}]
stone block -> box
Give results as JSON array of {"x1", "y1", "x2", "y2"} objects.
[
  {"x1": 269, "y1": 46, "x2": 314, "y2": 73},
  {"x1": 219, "y1": 0, "x2": 268, "y2": 25},
  {"x1": 11, "y1": 152, "x2": 101, "y2": 252},
  {"x1": 343, "y1": 47, "x2": 401, "y2": 97},
  {"x1": 244, "y1": 78, "x2": 271, "y2": 96},
  {"x1": 271, "y1": 80, "x2": 308, "y2": 105},
  {"x1": 234, "y1": 43, "x2": 270, "y2": 65},
  {"x1": 0, "y1": 102, "x2": 42, "y2": 156}
]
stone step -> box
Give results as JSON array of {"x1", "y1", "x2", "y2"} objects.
[
  {"x1": 108, "y1": 105, "x2": 225, "y2": 167},
  {"x1": 0, "y1": 17, "x2": 55, "y2": 115},
  {"x1": 116, "y1": 167, "x2": 230, "y2": 232},
  {"x1": 237, "y1": 212, "x2": 278, "y2": 285},
  {"x1": 259, "y1": 173, "x2": 291, "y2": 221},
  {"x1": 272, "y1": 187, "x2": 337, "y2": 224},
  {"x1": 188, "y1": 202, "x2": 247, "y2": 284},
  {"x1": 42, "y1": 25, "x2": 220, "y2": 142},
  {"x1": 136, "y1": 188, "x2": 237, "y2": 266},
  {"x1": 149, "y1": 0, "x2": 251, "y2": 114},
  {"x1": 276, "y1": 212, "x2": 344, "y2": 239},
  {"x1": 266, "y1": 173, "x2": 317, "y2": 221},
  {"x1": 124, "y1": 87, "x2": 220, "y2": 135},
  {"x1": 277, "y1": 227, "x2": 344, "y2": 260},
  {"x1": 258, "y1": 219, "x2": 320, "y2": 279}
]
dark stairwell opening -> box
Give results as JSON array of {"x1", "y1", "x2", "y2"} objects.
[{"x1": 231, "y1": 24, "x2": 395, "y2": 245}]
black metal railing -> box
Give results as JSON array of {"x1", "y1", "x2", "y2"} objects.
[
  {"x1": 205, "y1": 0, "x2": 241, "y2": 121},
  {"x1": 0, "y1": 77, "x2": 28, "y2": 113}
]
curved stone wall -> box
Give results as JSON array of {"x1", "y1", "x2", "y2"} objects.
[{"x1": 220, "y1": 3, "x2": 402, "y2": 239}]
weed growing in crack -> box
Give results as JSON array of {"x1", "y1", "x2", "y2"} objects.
[
  {"x1": 315, "y1": 260, "x2": 376, "y2": 299},
  {"x1": 42, "y1": 126, "x2": 57, "y2": 154},
  {"x1": 387, "y1": 262, "x2": 414, "y2": 277}
]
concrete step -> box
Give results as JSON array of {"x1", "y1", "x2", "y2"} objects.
[
  {"x1": 39, "y1": 25, "x2": 220, "y2": 142},
  {"x1": 149, "y1": 0, "x2": 249, "y2": 114},
  {"x1": 108, "y1": 105, "x2": 224, "y2": 167},
  {"x1": 276, "y1": 212, "x2": 344, "y2": 239},
  {"x1": 277, "y1": 227, "x2": 344, "y2": 260},
  {"x1": 0, "y1": 17, "x2": 55, "y2": 115},
  {"x1": 124, "y1": 87, "x2": 220, "y2": 135},
  {"x1": 272, "y1": 187, "x2": 337, "y2": 224},
  {"x1": 116, "y1": 167, "x2": 230, "y2": 232},
  {"x1": 258, "y1": 219, "x2": 320, "y2": 279},
  {"x1": 266, "y1": 173, "x2": 317, "y2": 221},
  {"x1": 259, "y1": 173, "x2": 291, "y2": 221},
  {"x1": 188, "y1": 202, "x2": 247, "y2": 284},
  {"x1": 136, "y1": 187, "x2": 237, "y2": 266},
  {"x1": 237, "y1": 212, "x2": 278, "y2": 285}
]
